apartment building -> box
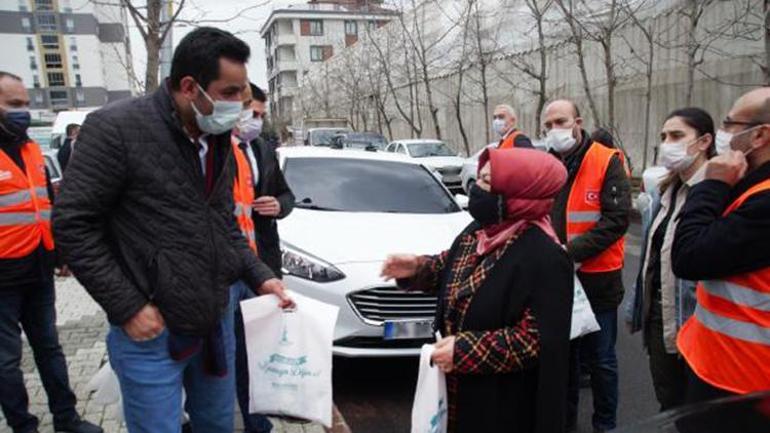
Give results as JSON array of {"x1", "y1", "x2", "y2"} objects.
[
  {"x1": 0, "y1": 0, "x2": 134, "y2": 113},
  {"x1": 259, "y1": 0, "x2": 397, "y2": 126}
]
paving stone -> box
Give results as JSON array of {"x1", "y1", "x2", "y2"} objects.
[{"x1": 0, "y1": 277, "x2": 329, "y2": 433}]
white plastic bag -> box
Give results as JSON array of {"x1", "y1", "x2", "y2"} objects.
[
  {"x1": 410, "y1": 344, "x2": 448, "y2": 433},
  {"x1": 241, "y1": 291, "x2": 339, "y2": 428},
  {"x1": 571, "y1": 274, "x2": 601, "y2": 339}
]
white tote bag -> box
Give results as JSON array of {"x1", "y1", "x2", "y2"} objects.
[
  {"x1": 410, "y1": 344, "x2": 448, "y2": 433},
  {"x1": 240, "y1": 291, "x2": 339, "y2": 428},
  {"x1": 571, "y1": 273, "x2": 601, "y2": 339}
]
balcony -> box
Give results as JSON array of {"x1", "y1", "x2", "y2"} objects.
[
  {"x1": 270, "y1": 59, "x2": 298, "y2": 78},
  {"x1": 275, "y1": 33, "x2": 296, "y2": 47}
]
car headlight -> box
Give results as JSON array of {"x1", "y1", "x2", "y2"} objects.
[{"x1": 281, "y1": 242, "x2": 345, "y2": 282}]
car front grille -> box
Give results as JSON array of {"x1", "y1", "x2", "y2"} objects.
[
  {"x1": 438, "y1": 166, "x2": 462, "y2": 176},
  {"x1": 347, "y1": 287, "x2": 437, "y2": 325}
]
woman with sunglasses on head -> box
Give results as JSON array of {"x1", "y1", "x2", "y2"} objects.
[{"x1": 626, "y1": 107, "x2": 716, "y2": 411}]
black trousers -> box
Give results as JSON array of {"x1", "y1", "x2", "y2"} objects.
[
  {"x1": 645, "y1": 300, "x2": 687, "y2": 411},
  {"x1": 685, "y1": 365, "x2": 735, "y2": 404}
]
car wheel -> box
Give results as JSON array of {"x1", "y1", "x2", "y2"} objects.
[{"x1": 465, "y1": 179, "x2": 476, "y2": 193}]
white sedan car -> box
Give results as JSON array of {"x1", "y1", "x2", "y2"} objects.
[
  {"x1": 384, "y1": 139, "x2": 465, "y2": 192},
  {"x1": 277, "y1": 147, "x2": 472, "y2": 357}
]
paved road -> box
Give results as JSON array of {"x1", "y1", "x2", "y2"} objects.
[{"x1": 333, "y1": 223, "x2": 658, "y2": 433}]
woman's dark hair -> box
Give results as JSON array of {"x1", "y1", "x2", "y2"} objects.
[
  {"x1": 591, "y1": 128, "x2": 615, "y2": 148},
  {"x1": 170, "y1": 27, "x2": 250, "y2": 91},
  {"x1": 665, "y1": 107, "x2": 716, "y2": 158},
  {"x1": 659, "y1": 107, "x2": 716, "y2": 193},
  {"x1": 250, "y1": 82, "x2": 267, "y2": 103}
]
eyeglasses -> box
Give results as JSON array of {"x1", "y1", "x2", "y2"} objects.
[{"x1": 722, "y1": 117, "x2": 761, "y2": 128}]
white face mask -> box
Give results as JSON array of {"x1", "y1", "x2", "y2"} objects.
[
  {"x1": 492, "y1": 118, "x2": 507, "y2": 137},
  {"x1": 192, "y1": 84, "x2": 243, "y2": 135},
  {"x1": 546, "y1": 127, "x2": 577, "y2": 153},
  {"x1": 658, "y1": 139, "x2": 698, "y2": 172},
  {"x1": 237, "y1": 110, "x2": 264, "y2": 143},
  {"x1": 716, "y1": 126, "x2": 761, "y2": 156},
  {"x1": 715, "y1": 129, "x2": 733, "y2": 155}
]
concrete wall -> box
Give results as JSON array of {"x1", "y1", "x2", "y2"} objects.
[{"x1": 299, "y1": 0, "x2": 765, "y2": 174}]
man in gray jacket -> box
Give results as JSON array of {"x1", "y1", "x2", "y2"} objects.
[{"x1": 53, "y1": 28, "x2": 291, "y2": 433}]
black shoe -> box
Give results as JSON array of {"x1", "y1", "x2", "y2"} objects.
[{"x1": 54, "y1": 419, "x2": 103, "y2": 433}]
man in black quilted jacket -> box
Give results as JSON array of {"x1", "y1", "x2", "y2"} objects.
[{"x1": 52, "y1": 28, "x2": 292, "y2": 433}]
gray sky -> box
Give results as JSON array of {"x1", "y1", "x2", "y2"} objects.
[{"x1": 128, "y1": 0, "x2": 296, "y2": 89}]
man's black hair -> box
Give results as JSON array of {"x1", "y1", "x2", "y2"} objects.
[
  {"x1": 66, "y1": 123, "x2": 80, "y2": 137},
  {"x1": 250, "y1": 82, "x2": 267, "y2": 103},
  {"x1": 169, "y1": 27, "x2": 250, "y2": 91}
]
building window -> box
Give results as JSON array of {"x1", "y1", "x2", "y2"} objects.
[
  {"x1": 75, "y1": 74, "x2": 82, "y2": 87},
  {"x1": 76, "y1": 89, "x2": 85, "y2": 103},
  {"x1": 62, "y1": 0, "x2": 72, "y2": 13},
  {"x1": 65, "y1": 18, "x2": 74, "y2": 32},
  {"x1": 47, "y1": 72, "x2": 65, "y2": 87},
  {"x1": 50, "y1": 90, "x2": 68, "y2": 105},
  {"x1": 22, "y1": 17, "x2": 31, "y2": 31},
  {"x1": 34, "y1": 0, "x2": 53, "y2": 11},
  {"x1": 30, "y1": 56, "x2": 37, "y2": 70},
  {"x1": 26, "y1": 37, "x2": 34, "y2": 51},
  {"x1": 34, "y1": 91, "x2": 43, "y2": 103},
  {"x1": 310, "y1": 46, "x2": 323, "y2": 62},
  {"x1": 69, "y1": 37, "x2": 77, "y2": 51},
  {"x1": 301, "y1": 20, "x2": 323, "y2": 36},
  {"x1": 345, "y1": 21, "x2": 357, "y2": 36},
  {"x1": 41, "y1": 34, "x2": 59, "y2": 50},
  {"x1": 368, "y1": 20, "x2": 377, "y2": 31},
  {"x1": 72, "y1": 55, "x2": 79, "y2": 70},
  {"x1": 33, "y1": 75, "x2": 40, "y2": 88},
  {"x1": 44, "y1": 53, "x2": 62, "y2": 69},
  {"x1": 19, "y1": 0, "x2": 28, "y2": 12},
  {"x1": 36, "y1": 14, "x2": 57, "y2": 32}
]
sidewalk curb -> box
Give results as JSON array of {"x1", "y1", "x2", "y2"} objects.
[{"x1": 325, "y1": 405, "x2": 352, "y2": 433}]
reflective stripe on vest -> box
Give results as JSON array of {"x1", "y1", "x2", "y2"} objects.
[
  {"x1": 565, "y1": 142, "x2": 626, "y2": 273},
  {"x1": 0, "y1": 187, "x2": 47, "y2": 207},
  {"x1": 677, "y1": 177, "x2": 770, "y2": 394},
  {"x1": 0, "y1": 140, "x2": 54, "y2": 258},
  {"x1": 498, "y1": 130, "x2": 523, "y2": 150},
  {"x1": 232, "y1": 139, "x2": 258, "y2": 253}
]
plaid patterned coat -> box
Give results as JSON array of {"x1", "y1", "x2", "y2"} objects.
[{"x1": 403, "y1": 224, "x2": 573, "y2": 433}]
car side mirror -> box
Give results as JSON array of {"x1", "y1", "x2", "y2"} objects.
[{"x1": 454, "y1": 194, "x2": 469, "y2": 210}]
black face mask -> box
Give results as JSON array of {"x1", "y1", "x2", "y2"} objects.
[{"x1": 468, "y1": 184, "x2": 506, "y2": 226}]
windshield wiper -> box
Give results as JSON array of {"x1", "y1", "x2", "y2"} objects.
[{"x1": 295, "y1": 198, "x2": 341, "y2": 212}]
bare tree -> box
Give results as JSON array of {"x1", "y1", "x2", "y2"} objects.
[
  {"x1": 555, "y1": 0, "x2": 602, "y2": 126},
  {"x1": 366, "y1": 19, "x2": 424, "y2": 137},
  {"x1": 121, "y1": 0, "x2": 185, "y2": 93},
  {"x1": 621, "y1": 1, "x2": 657, "y2": 170}
]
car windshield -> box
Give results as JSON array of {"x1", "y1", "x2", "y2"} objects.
[
  {"x1": 284, "y1": 158, "x2": 460, "y2": 214},
  {"x1": 310, "y1": 129, "x2": 349, "y2": 146},
  {"x1": 408, "y1": 142, "x2": 455, "y2": 158},
  {"x1": 346, "y1": 133, "x2": 387, "y2": 150}
]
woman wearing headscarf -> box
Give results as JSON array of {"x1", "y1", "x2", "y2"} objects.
[{"x1": 382, "y1": 148, "x2": 574, "y2": 433}]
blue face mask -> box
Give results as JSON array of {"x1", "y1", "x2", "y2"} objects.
[
  {"x1": 3, "y1": 108, "x2": 31, "y2": 135},
  {"x1": 191, "y1": 85, "x2": 243, "y2": 135}
]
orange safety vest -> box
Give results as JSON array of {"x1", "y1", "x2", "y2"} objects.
[
  {"x1": 232, "y1": 140, "x2": 257, "y2": 253},
  {"x1": 0, "y1": 140, "x2": 54, "y2": 258},
  {"x1": 677, "y1": 178, "x2": 770, "y2": 394},
  {"x1": 498, "y1": 129, "x2": 523, "y2": 149},
  {"x1": 566, "y1": 141, "x2": 626, "y2": 273}
]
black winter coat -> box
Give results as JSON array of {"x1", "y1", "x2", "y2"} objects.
[
  {"x1": 52, "y1": 84, "x2": 275, "y2": 336},
  {"x1": 239, "y1": 136, "x2": 294, "y2": 277},
  {"x1": 437, "y1": 224, "x2": 574, "y2": 433}
]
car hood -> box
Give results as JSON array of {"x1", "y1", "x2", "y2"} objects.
[
  {"x1": 416, "y1": 156, "x2": 465, "y2": 169},
  {"x1": 280, "y1": 209, "x2": 473, "y2": 265}
]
